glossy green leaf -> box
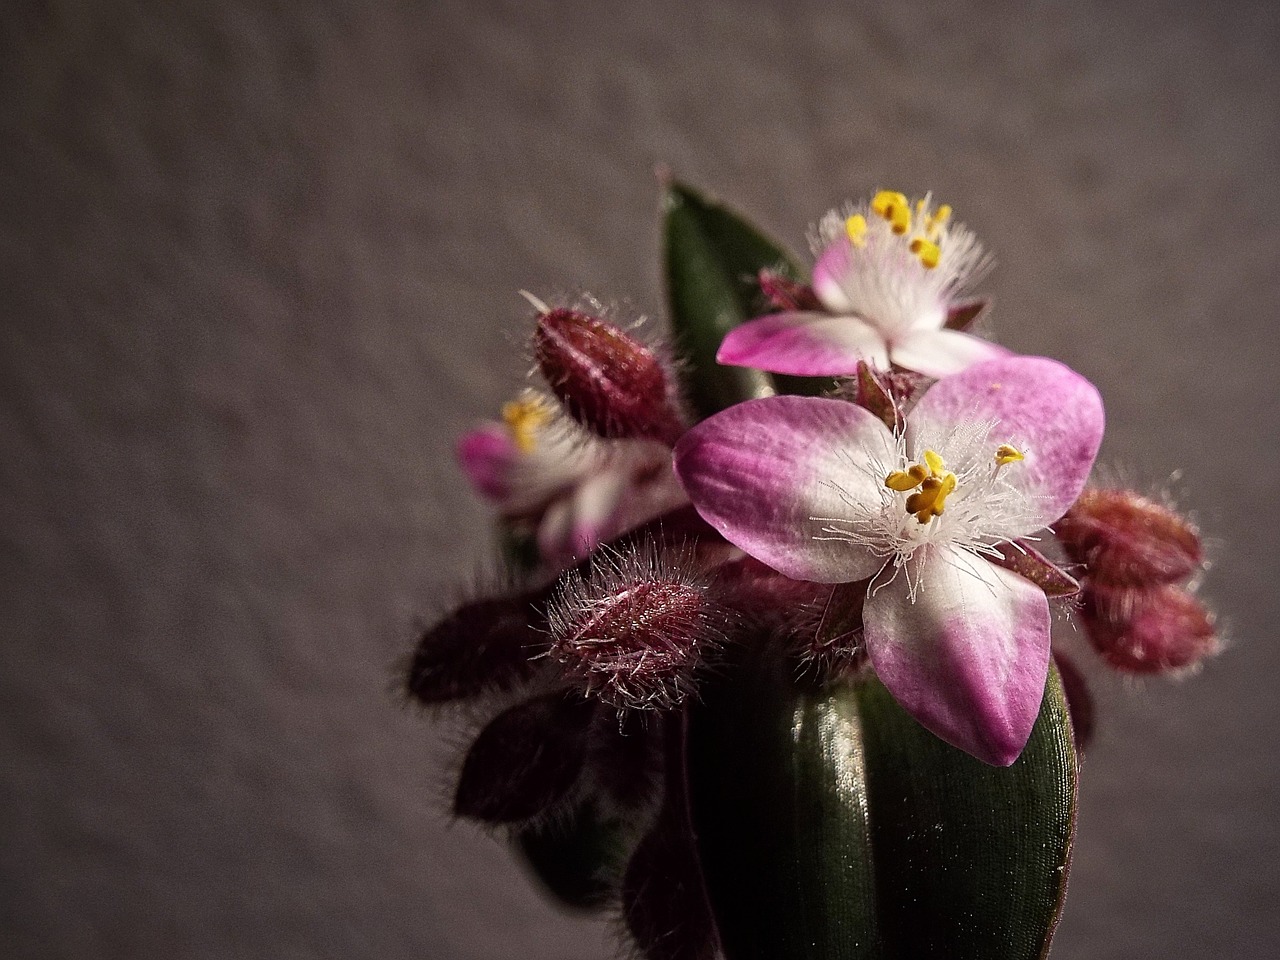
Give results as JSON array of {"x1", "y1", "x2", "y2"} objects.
[
  {"x1": 662, "y1": 181, "x2": 800, "y2": 417},
  {"x1": 514, "y1": 801, "x2": 633, "y2": 911},
  {"x1": 688, "y1": 647, "x2": 1076, "y2": 960}
]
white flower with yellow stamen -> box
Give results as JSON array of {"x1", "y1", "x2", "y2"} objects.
[
  {"x1": 718, "y1": 190, "x2": 1004, "y2": 378},
  {"x1": 457, "y1": 390, "x2": 687, "y2": 567}
]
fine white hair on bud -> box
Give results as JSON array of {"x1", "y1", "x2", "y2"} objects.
[{"x1": 546, "y1": 542, "x2": 729, "y2": 710}]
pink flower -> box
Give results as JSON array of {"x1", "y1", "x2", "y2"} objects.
[
  {"x1": 458, "y1": 391, "x2": 687, "y2": 567},
  {"x1": 718, "y1": 191, "x2": 1005, "y2": 378},
  {"x1": 673, "y1": 356, "x2": 1105, "y2": 765}
]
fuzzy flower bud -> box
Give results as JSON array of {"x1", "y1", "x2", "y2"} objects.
[
  {"x1": 1055, "y1": 488, "x2": 1203, "y2": 587},
  {"x1": 406, "y1": 591, "x2": 549, "y2": 705},
  {"x1": 1080, "y1": 583, "x2": 1220, "y2": 674},
  {"x1": 533, "y1": 307, "x2": 685, "y2": 446},
  {"x1": 454, "y1": 691, "x2": 596, "y2": 824},
  {"x1": 546, "y1": 545, "x2": 727, "y2": 709}
]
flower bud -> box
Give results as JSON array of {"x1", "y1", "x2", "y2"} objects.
[
  {"x1": 533, "y1": 307, "x2": 685, "y2": 446},
  {"x1": 406, "y1": 591, "x2": 549, "y2": 704},
  {"x1": 454, "y1": 691, "x2": 596, "y2": 823},
  {"x1": 547, "y1": 545, "x2": 727, "y2": 709},
  {"x1": 1055, "y1": 489, "x2": 1203, "y2": 587},
  {"x1": 1079, "y1": 583, "x2": 1219, "y2": 674}
]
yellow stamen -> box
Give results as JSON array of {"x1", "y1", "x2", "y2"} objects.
[
  {"x1": 910, "y1": 237, "x2": 941, "y2": 269},
  {"x1": 845, "y1": 214, "x2": 868, "y2": 247},
  {"x1": 502, "y1": 396, "x2": 551, "y2": 453},
  {"x1": 884, "y1": 449, "x2": 958, "y2": 523},
  {"x1": 926, "y1": 204, "x2": 952, "y2": 238},
  {"x1": 871, "y1": 190, "x2": 912, "y2": 235},
  {"x1": 884, "y1": 463, "x2": 929, "y2": 491},
  {"x1": 995, "y1": 443, "x2": 1025, "y2": 466}
]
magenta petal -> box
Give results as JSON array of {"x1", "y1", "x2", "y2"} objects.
[
  {"x1": 865, "y1": 545, "x2": 1051, "y2": 766},
  {"x1": 909, "y1": 356, "x2": 1105, "y2": 525},
  {"x1": 457, "y1": 425, "x2": 516, "y2": 501},
  {"x1": 717, "y1": 313, "x2": 890, "y2": 375},
  {"x1": 889, "y1": 329, "x2": 1010, "y2": 377},
  {"x1": 673, "y1": 396, "x2": 894, "y2": 583}
]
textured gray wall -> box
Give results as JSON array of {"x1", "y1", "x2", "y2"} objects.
[{"x1": 3, "y1": 0, "x2": 1278, "y2": 957}]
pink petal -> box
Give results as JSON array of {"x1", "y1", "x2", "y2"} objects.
[
  {"x1": 889, "y1": 329, "x2": 1010, "y2": 378},
  {"x1": 541, "y1": 469, "x2": 629, "y2": 566},
  {"x1": 864, "y1": 544, "x2": 1051, "y2": 766},
  {"x1": 673, "y1": 396, "x2": 894, "y2": 583},
  {"x1": 909, "y1": 356, "x2": 1105, "y2": 526},
  {"x1": 717, "y1": 312, "x2": 890, "y2": 376},
  {"x1": 456, "y1": 425, "x2": 516, "y2": 501},
  {"x1": 812, "y1": 239, "x2": 855, "y2": 312}
]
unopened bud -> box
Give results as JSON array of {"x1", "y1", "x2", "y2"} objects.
[
  {"x1": 454, "y1": 691, "x2": 596, "y2": 823},
  {"x1": 1080, "y1": 583, "x2": 1220, "y2": 674},
  {"x1": 406, "y1": 591, "x2": 549, "y2": 704},
  {"x1": 547, "y1": 545, "x2": 727, "y2": 709},
  {"x1": 534, "y1": 307, "x2": 685, "y2": 446},
  {"x1": 1055, "y1": 489, "x2": 1203, "y2": 587}
]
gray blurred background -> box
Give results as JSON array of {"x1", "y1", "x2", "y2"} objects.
[{"x1": 2, "y1": 0, "x2": 1277, "y2": 957}]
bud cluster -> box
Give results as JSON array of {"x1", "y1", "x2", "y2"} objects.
[{"x1": 1056, "y1": 488, "x2": 1218, "y2": 674}]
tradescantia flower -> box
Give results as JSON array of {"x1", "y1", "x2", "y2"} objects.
[
  {"x1": 673, "y1": 356, "x2": 1105, "y2": 765},
  {"x1": 458, "y1": 390, "x2": 687, "y2": 567},
  {"x1": 717, "y1": 190, "x2": 1005, "y2": 378}
]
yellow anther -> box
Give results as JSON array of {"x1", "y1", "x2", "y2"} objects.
[
  {"x1": 910, "y1": 237, "x2": 941, "y2": 269},
  {"x1": 995, "y1": 443, "x2": 1025, "y2": 466},
  {"x1": 871, "y1": 190, "x2": 912, "y2": 235},
  {"x1": 871, "y1": 190, "x2": 908, "y2": 217},
  {"x1": 845, "y1": 214, "x2": 868, "y2": 247},
  {"x1": 926, "y1": 204, "x2": 952, "y2": 237},
  {"x1": 885, "y1": 470, "x2": 919, "y2": 492},
  {"x1": 904, "y1": 471, "x2": 957, "y2": 524},
  {"x1": 502, "y1": 396, "x2": 551, "y2": 453},
  {"x1": 887, "y1": 451, "x2": 957, "y2": 523}
]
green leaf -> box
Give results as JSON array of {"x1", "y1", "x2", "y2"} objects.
[
  {"x1": 662, "y1": 180, "x2": 801, "y2": 417},
  {"x1": 688, "y1": 647, "x2": 1076, "y2": 960},
  {"x1": 514, "y1": 801, "x2": 634, "y2": 911}
]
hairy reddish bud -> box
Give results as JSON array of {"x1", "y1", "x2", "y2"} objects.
[
  {"x1": 1055, "y1": 489, "x2": 1203, "y2": 587},
  {"x1": 454, "y1": 692, "x2": 596, "y2": 823},
  {"x1": 1080, "y1": 583, "x2": 1220, "y2": 674},
  {"x1": 534, "y1": 308, "x2": 685, "y2": 446},
  {"x1": 547, "y1": 546, "x2": 727, "y2": 709},
  {"x1": 406, "y1": 591, "x2": 549, "y2": 704}
]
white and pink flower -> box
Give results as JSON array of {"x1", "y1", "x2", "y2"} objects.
[
  {"x1": 718, "y1": 191, "x2": 1004, "y2": 378},
  {"x1": 673, "y1": 356, "x2": 1105, "y2": 765},
  {"x1": 458, "y1": 391, "x2": 687, "y2": 568}
]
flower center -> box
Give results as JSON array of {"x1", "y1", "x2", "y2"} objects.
[
  {"x1": 884, "y1": 444, "x2": 1025, "y2": 524},
  {"x1": 502, "y1": 395, "x2": 552, "y2": 453},
  {"x1": 845, "y1": 190, "x2": 953, "y2": 271}
]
